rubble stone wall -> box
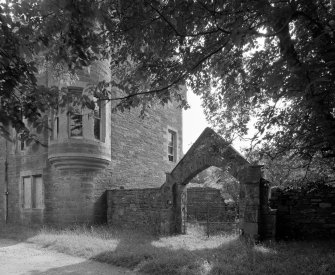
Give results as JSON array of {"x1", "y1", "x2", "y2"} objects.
[
  {"x1": 187, "y1": 187, "x2": 236, "y2": 221},
  {"x1": 270, "y1": 183, "x2": 335, "y2": 239},
  {"x1": 107, "y1": 188, "x2": 173, "y2": 234}
]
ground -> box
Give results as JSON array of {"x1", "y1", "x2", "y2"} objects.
[
  {"x1": 0, "y1": 239, "x2": 136, "y2": 275},
  {"x1": 0, "y1": 224, "x2": 334, "y2": 274}
]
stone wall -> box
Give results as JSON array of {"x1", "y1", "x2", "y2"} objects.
[
  {"x1": 187, "y1": 187, "x2": 236, "y2": 221},
  {"x1": 0, "y1": 131, "x2": 49, "y2": 225},
  {"x1": 270, "y1": 182, "x2": 335, "y2": 239},
  {"x1": 108, "y1": 102, "x2": 183, "y2": 189},
  {"x1": 107, "y1": 188, "x2": 172, "y2": 234}
]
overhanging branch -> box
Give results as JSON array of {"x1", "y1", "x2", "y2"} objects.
[{"x1": 102, "y1": 40, "x2": 229, "y2": 103}]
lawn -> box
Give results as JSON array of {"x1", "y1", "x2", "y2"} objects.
[{"x1": 0, "y1": 223, "x2": 334, "y2": 275}]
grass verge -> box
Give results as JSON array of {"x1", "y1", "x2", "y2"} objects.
[{"x1": 0, "y1": 223, "x2": 334, "y2": 274}]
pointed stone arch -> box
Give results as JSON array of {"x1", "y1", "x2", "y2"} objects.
[{"x1": 161, "y1": 128, "x2": 262, "y2": 239}]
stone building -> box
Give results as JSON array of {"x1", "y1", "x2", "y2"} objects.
[{"x1": 0, "y1": 60, "x2": 183, "y2": 225}]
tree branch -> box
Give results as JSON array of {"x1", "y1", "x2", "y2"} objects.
[
  {"x1": 105, "y1": 40, "x2": 229, "y2": 103},
  {"x1": 148, "y1": 3, "x2": 183, "y2": 37}
]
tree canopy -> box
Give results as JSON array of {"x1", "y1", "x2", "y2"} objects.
[{"x1": 1, "y1": 0, "x2": 335, "y2": 162}]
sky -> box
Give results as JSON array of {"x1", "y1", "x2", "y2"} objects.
[
  {"x1": 182, "y1": 88, "x2": 254, "y2": 154},
  {"x1": 182, "y1": 89, "x2": 209, "y2": 152}
]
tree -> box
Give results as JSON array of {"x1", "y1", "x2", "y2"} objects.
[
  {"x1": 248, "y1": 150, "x2": 335, "y2": 186},
  {"x1": 0, "y1": 0, "x2": 111, "y2": 143},
  {"x1": 1, "y1": 0, "x2": 335, "y2": 162},
  {"x1": 190, "y1": 167, "x2": 240, "y2": 203},
  {"x1": 204, "y1": 167, "x2": 240, "y2": 203},
  {"x1": 112, "y1": 0, "x2": 335, "y2": 161}
]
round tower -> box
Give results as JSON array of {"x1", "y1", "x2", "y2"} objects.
[{"x1": 45, "y1": 60, "x2": 112, "y2": 224}]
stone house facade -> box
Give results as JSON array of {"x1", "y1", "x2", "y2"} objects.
[{"x1": 0, "y1": 60, "x2": 183, "y2": 225}]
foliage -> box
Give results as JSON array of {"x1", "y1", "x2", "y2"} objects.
[
  {"x1": 263, "y1": 154, "x2": 335, "y2": 187},
  {"x1": 102, "y1": 0, "x2": 335, "y2": 161},
  {"x1": 191, "y1": 167, "x2": 240, "y2": 202},
  {"x1": 245, "y1": 149, "x2": 335, "y2": 187},
  {"x1": 1, "y1": 0, "x2": 335, "y2": 162},
  {"x1": 0, "y1": 0, "x2": 110, "y2": 142}
]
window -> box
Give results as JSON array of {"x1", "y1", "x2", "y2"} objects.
[
  {"x1": 94, "y1": 100, "x2": 101, "y2": 140},
  {"x1": 52, "y1": 87, "x2": 106, "y2": 140},
  {"x1": 19, "y1": 112, "x2": 26, "y2": 150},
  {"x1": 22, "y1": 175, "x2": 44, "y2": 209},
  {"x1": 20, "y1": 135, "x2": 25, "y2": 151},
  {"x1": 55, "y1": 116, "x2": 59, "y2": 138},
  {"x1": 22, "y1": 177, "x2": 31, "y2": 208},
  {"x1": 168, "y1": 130, "x2": 177, "y2": 162},
  {"x1": 68, "y1": 88, "x2": 83, "y2": 138},
  {"x1": 18, "y1": 129, "x2": 28, "y2": 151},
  {"x1": 69, "y1": 106, "x2": 83, "y2": 137},
  {"x1": 54, "y1": 106, "x2": 59, "y2": 139}
]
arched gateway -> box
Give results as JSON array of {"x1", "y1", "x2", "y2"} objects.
[{"x1": 161, "y1": 127, "x2": 263, "y2": 240}]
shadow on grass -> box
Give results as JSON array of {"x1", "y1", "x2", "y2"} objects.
[
  {"x1": 0, "y1": 238, "x2": 20, "y2": 248},
  {"x1": 27, "y1": 260, "x2": 135, "y2": 275},
  {"x1": 0, "y1": 223, "x2": 41, "y2": 244},
  {"x1": 87, "y1": 227, "x2": 262, "y2": 275},
  {"x1": 88, "y1": 227, "x2": 335, "y2": 275},
  {"x1": 1, "y1": 223, "x2": 335, "y2": 275}
]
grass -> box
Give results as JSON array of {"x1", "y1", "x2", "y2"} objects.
[{"x1": 0, "y1": 223, "x2": 335, "y2": 274}]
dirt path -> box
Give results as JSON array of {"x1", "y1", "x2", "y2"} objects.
[{"x1": 0, "y1": 239, "x2": 137, "y2": 275}]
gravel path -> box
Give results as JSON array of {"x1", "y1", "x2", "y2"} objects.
[{"x1": 0, "y1": 239, "x2": 137, "y2": 275}]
